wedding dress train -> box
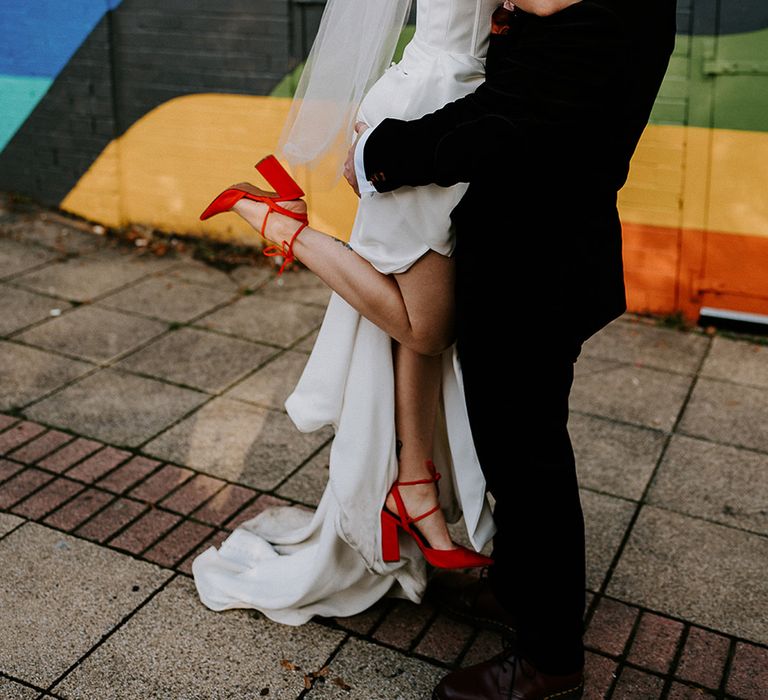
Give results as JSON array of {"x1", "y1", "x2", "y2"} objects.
[{"x1": 192, "y1": 0, "x2": 499, "y2": 625}]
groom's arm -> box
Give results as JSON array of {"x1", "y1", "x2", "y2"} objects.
[{"x1": 361, "y1": 2, "x2": 626, "y2": 193}]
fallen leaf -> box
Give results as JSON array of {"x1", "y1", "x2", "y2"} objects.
[{"x1": 333, "y1": 676, "x2": 353, "y2": 691}]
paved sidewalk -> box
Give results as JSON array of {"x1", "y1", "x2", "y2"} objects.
[{"x1": 1, "y1": 212, "x2": 767, "y2": 699}]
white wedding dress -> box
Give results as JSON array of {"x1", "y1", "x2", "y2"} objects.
[{"x1": 192, "y1": 0, "x2": 499, "y2": 625}]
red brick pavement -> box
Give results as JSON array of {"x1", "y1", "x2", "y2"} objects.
[
  {"x1": 42, "y1": 487, "x2": 113, "y2": 530},
  {"x1": 75, "y1": 497, "x2": 147, "y2": 543},
  {"x1": 191, "y1": 482, "x2": 255, "y2": 526},
  {"x1": 627, "y1": 612, "x2": 685, "y2": 674},
  {"x1": 0, "y1": 414, "x2": 19, "y2": 432},
  {"x1": 6, "y1": 429, "x2": 73, "y2": 464},
  {"x1": 95, "y1": 455, "x2": 161, "y2": 493},
  {"x1": 66, "y1": 446, "x2": 132, "y2": 483},
  {"x1": 2, "y1": 413, "x2": 768, "y2": 699},
  {"x1": 0, "y1": 458, "x2": 24, "y2": 482},
  {"x1": 727, "y1": 643, "x2": 768, "y2": 700},
  {"x1": 127, "y1": 463, "x2": 194, "y2": 503},
  {"x1": 584, "y1": 596, "x2": 639, "y2": 657},
  {"x1": 0, "y1": 421, "x2": 46, "y2": 453},
  {"x1": 37, "y1": 437, "x2": 102, "y2": 473},
  {"x1": 11, "y1": 476, "x2": 85, "y2": 519},
  {"x1": 676, "y1": 626, "x2": 730, "y2": 690}
]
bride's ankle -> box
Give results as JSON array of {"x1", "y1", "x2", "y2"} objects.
[{"x1": 232, "y1": 198, "x2": 307, "y2": 245}]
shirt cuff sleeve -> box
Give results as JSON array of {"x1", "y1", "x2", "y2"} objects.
[{"x1": 354, "y1": 127, "x2": 377, "y2": 194}]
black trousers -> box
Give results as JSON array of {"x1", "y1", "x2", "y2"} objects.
[{"x1": 454, "y1": 235, "x2": 587, "y2": 676}]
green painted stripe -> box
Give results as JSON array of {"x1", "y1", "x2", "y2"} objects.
[
  {"x1": 651, "y1": 27, "x2": 768, "y2": 132},
  {"x1": 271, "y1": 26, "x2": 417, "y2": 98},
  {"x1": 0, "y1": 74, "x2": 52, "y2": 151},
  {"x1": 271, "y1": 24, "x2": 768, "y2": 134}
]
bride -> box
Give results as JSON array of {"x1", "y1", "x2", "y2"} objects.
[{"x1": 192, "y1": 0, "x2": 566, "y2": 625}]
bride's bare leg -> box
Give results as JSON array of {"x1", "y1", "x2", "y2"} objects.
[
  {"x1": 232, "y1": 199, "x2": 454, "y2": 356},
  {"x1": 387, "y1": 341, "x2": 456, "y2": 550}
]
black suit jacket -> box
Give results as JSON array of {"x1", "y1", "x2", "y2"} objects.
[{"x1": 363, "y1": 1, "x2": 677, "y2": 346}]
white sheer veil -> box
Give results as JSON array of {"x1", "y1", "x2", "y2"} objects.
[{"x1": 276, "y1": 0, "x2": 413, "y2": 189}]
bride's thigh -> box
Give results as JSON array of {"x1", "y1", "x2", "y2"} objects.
[{"x1": 394, "y1": 251, "x2": 456, "y2": 356}]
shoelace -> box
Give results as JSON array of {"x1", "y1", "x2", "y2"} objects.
[{"x1": 499, "y1": 644, "x2": 536, "y2": 699}]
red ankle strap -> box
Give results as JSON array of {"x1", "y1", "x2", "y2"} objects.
[
  {"x1": 263, "y1": 222, "x2": 308, "y2": 276},
  {"x1": 395, "y1": 460, "x2": 441, "y2": 486},
  {"x1": 395, "y1": 472, "x2": 441, "y2": 486}
]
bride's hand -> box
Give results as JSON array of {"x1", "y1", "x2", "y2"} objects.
[{"x1": 344, "y1": 121, "x2": 371, "y2": 197}]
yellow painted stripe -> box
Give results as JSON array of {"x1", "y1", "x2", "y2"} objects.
[
  {"x1": 61, "y1": 95, "x2": 768, "y2": 243},
  {"x1": 61, "y1": 94, "x2": 360, "y2": 243},
  {"x1": 620, "y1": 124, "x2": 768, "y2": 239}
]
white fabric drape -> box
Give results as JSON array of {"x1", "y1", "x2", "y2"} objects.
[{"x1": 276, "y1": 0, "x2": 413, "y2": 188}]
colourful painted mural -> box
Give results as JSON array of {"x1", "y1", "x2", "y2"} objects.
[{"x1": 0, "y1": 1, "x2": 766, "y2": 321}]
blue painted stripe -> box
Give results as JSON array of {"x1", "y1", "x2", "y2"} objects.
[
  {"x1": 0, "y1": 74, "x2": 53, "y2": 151},
  {"x1": 0, "y1": 0, "x2": 122, "y2": 78}
]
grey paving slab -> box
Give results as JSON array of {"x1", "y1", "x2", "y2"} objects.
[
  {"x1": 582, "y1": 319, "x2": 709, "y2": 374},
  {"x1": 304, "y1": 637, "x2": 444, "y2": 700},
  {"x1": 162, "y1": 259, "x2": 243, "y2": 291},
  {"x1": 570, "y1": 357, "x2": 693, "y2": 431},
  {"x1": 0, "y1": 678, "x2": 40, "y2": 700},
  {"x1": 607, "y1": 505, "x2": 768, "y2": 645},
  {"x1": 0, "y1": 341, "x2": 92, "y2": 410},
  {"x1": 24, "y1": 368, "x2": 208, "y2": 447},
  {"x1": 680, "y1": 378, "x2": 768, "y2": 453},
  {"x1": 258, "y1": 268, "x2": 332, "y2": 307},
  {"x1": 1, "y1": 216, "x2": 105, "y2": 254},
  {"x1": 0, "y1": 284, "x2": 72, "y2": 336},
  {"x1": 16, "y1": 304, "x2": 167, "y2": 363},
  {"x1": 0, "y1": 521, "x2": 171, "y2": 687},
  {"x1": 0, "y1": 512, "x2": 25, "y2": 538},
  {"x1": 580, "y1": 488, "x2": 636, "y2": 591},
  {"x1": 701, "y1": 336, "x2": 768, "y2": 389},
  {"x1": 295, "y1": 328, "x2": 320, "y2": 353},
  {"x1": 196, "y1": 293, "x2": 325, "y2": 348},
  {"x1": 228, "y1": 263, "x2": 272, "y2": 290},
  {"x1": 225, "y1": 350, "x2": 310, "y2": 410},
  {"x1": 570, "y1": 412, "x2": 666, "y2": 500},
  {"x1": 52, "y1": 576, "x2": 345, "y2": 700},
  {"x1": 116, "y1": 326, "x2": 277, "y2": 393},
  {"x1": 97, "y1": 274, "x2": 235, "y2": 323},
  {"x1": 142, "y1": 396, "x2": 332, "y2": 490},
  {"x1": 277, "y1": 442, "x2": 331, "y2": 506},
  {"x1": 648, "y1": 434, "x2": 768, "y2": 535},
  {"x1": 0, "y1": 237, "x2": 60, "y2": 279},
  {"x1": 13, "y1": 247, "x2": 174, "y2": 302}
]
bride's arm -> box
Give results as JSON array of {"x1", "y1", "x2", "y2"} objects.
[{"x1": 358, "y1": 2, "x2": 628, "y2": 193}]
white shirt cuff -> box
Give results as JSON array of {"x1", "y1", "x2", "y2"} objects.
[{"x1": 354, "y1": 127, "x2": 377, "y2": 194}]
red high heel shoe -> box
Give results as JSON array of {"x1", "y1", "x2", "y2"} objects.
[
  {"x1": 381, "y1": 460, "x2": 494, "y2": 569},
  {"x1": 199, "y1": 155, "x2": 308, "y2": 275}
]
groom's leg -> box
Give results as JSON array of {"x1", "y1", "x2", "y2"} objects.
[{"x1": 459, "y1": 335, "x2": 586, "y2": 675}]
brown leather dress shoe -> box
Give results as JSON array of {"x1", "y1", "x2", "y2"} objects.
[
  {"x1": 432, "y1": 648, "x2": 584, "y2": 700},
  {"x1": 426, "y1": 568, "x2": 518, "y2": 635}
]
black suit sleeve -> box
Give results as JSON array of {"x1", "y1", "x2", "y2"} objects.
[{"x1": 362, "y1": 2, "x2": 627, "y2": 192}]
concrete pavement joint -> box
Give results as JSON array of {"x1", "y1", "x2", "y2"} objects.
[{"x1": 596, "y1": 335, "x2": 715, "y2": 698}]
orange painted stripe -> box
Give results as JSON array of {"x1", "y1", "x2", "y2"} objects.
[{"x1": 623, "y1": 222, "x2": 768, "y2": 320}]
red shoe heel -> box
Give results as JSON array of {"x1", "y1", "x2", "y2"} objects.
[
  {"x1": 255, "y1": 155, "x2": 305, "y2": 200},
  {"x1": 381, "y1": 460, "x2": 494, "y2": 570},
  {"x1": 199, "y1": 155, "x2": 309, "y2": 276},
  {"x1": 381, "y1": 510, "x2": 401, "y2": 562}
]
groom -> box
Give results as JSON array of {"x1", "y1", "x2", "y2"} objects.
[{"x1": 345, "y1": 0, "x2": 676, "y2": 697}]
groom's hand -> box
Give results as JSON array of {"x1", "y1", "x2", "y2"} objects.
[
  {"x1": 512, "y1": 0, "x2": 581, "y2": 16},
  {"x1": 344, "y1": 122, "x2": 370, "y2": 197}
]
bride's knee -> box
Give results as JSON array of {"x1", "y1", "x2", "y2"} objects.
[{"x1": 408, "y1": 329, "x2": 456, "y2": 357}]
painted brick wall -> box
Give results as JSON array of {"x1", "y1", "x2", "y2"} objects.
[{"x1": 0, "y1": 0, "x2": 301, "y2": 207}]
